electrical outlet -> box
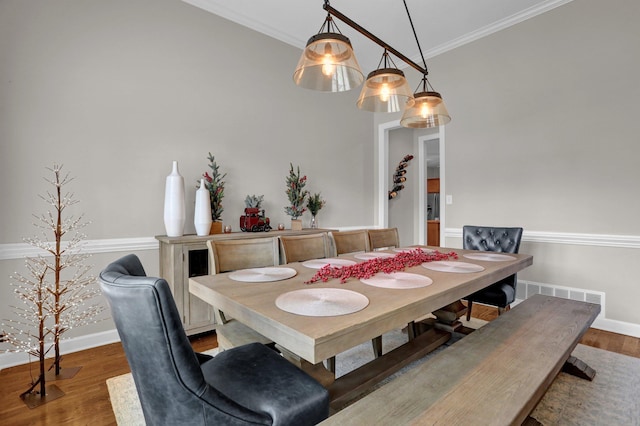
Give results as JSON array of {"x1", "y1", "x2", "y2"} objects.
[{"x1": 446, "y1": 195, "x2": 453, "y2": 205}]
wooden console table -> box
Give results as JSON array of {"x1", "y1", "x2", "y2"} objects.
[{"x1": 156, "y1": 229, "x2": 336, "y2": 335}]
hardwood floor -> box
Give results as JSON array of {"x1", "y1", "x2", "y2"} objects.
[{"x1": 1, "y1": 306, "x2": 638, "y2": 426}]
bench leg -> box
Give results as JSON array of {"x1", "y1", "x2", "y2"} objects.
[
  {"x1": 522, "y1": 416, "x2": 543, "y2": 426},
  {"x1": 562, "y1": 355, "x2": 596, "y2": 381},
  {"x1": 466, "y1": 300, "x2": 473, "y2": 321}
]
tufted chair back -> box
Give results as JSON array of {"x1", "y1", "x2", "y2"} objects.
[
  {"x1": 463, "y1": 226, "x2": 523, "y2": 253},
  {"x1": 462, "y1": 226, "x2": 523, "y2": 320}
]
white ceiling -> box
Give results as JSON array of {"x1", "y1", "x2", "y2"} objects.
[{"x1": 182, "y1": 0, "x2": 572, "y2": 73}]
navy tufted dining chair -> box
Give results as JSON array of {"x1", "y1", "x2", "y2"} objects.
[{"x1": 462, "y1": 226, "x2": 523, "y2": 320}]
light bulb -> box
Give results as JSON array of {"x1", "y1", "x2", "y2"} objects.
[
  {"x1": 379, "y1": 83, "x2": 390, "y2": 102},
  {"x1": 420, "y1": 101, "x2": 431, "y2": 119},
  {"x1": 321, "y1": 43, "x2": 335, "y2": 76},
  {"x1": 322, "y1": 54, "x2": 335, "y2": 76}
]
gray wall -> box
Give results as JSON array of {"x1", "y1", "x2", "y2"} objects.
[
  {"x1": 2, "y1": 0, "x2": 640, "y2": 360},
  {"x1": 377, "y1": 0, "x2": 640, "y2": 328},
  {"x1": 0, "y1": 0, "x2": 374, "y2": 343}
]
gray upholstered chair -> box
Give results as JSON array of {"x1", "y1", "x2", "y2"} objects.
[
  {"x1": 99, "y1": 254, "x2": 329, "y2": 426},
  {"x1": 462, "y1": 226, "x2": 524, "y2": 320}
]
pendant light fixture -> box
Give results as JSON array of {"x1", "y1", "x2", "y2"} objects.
[
  {"x1": 293, "y1": 13, "x2": 364, "y2": 92},
  {"x1": 294, "y1": 0, "x2": 451, "y2": 128},
  {"x1": 400, "y1": 75, "x2": 451, "y2": 128},
  {"x1": 357, "y1": 50, "x2": 414, "y2": 113}
]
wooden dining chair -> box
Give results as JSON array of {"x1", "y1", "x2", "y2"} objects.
[
  {"x1": 367, "y1": 228, "x2": 400, "y2": 251},
  {"x1": 330, "y1": 230, "x2": 370, "y2": 256},
  {"x1": 279, "y1": 233, "x2": 330, "y2": 263},
  {"x1": 208, "y1": 237, "x2": 280, "y2": 275},
  {"x1": 206, "y1": 237, "x2": 280, "y2": 350}
]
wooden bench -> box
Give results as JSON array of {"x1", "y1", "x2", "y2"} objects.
[{"x1": 320, "y1": 294, "x2": 600, "y2": 425}]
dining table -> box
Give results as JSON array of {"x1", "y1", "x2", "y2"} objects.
[{"x1": 189, "y1": 245, "x2": 533, "y2": 404}]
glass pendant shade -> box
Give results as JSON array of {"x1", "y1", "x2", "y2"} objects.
[
  {"x1": 400, "y1": 91, "x2": 451, "y2": 128},
  {"x1": 357, "y1": 68, "x2": 414, "y2": 113},
  {"x1": 293, "y1": 33, "x2": 364, "y2": 92}
]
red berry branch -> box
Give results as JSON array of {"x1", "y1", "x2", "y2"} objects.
[{"x1": 305, "y1": 249, "x2": 458, "y2": 284}]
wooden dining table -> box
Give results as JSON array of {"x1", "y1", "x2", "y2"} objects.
[{"x1": 189, "y1": 246, "x2": 533, "y2": 404}]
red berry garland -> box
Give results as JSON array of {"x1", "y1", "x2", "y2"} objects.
[{"x1": 305, "y1": 249, "x2": 458, "y2": 284}]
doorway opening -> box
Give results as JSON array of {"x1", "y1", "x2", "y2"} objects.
[{"x1": 376, "y1": 120, "x2": 445, "y2": 245}]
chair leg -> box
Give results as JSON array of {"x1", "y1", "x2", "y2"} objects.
[
  {"x1": 466, "y1": 301, "x2": 473, "y2": 321},
  {"x1": 498, "y1": 305, "x2": 509, "y2": 316},
  {"x1": 371, "y1": 336, "x2": 383, "y2": 358}
]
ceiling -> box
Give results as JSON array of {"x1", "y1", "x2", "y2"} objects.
[{"x1": 182, "y1": 0, "x2": 572, "y2": 73}]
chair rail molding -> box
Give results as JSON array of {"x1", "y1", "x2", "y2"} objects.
[
  {"x1": 0, "y1": 237, "x2": 159, "y2": 261},
  {"x1": 445, "y1": 228, "x2": 640, "y2": 249}
]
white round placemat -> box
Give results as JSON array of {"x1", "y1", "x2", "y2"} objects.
[
  {"x1": 463, "y1": 253, "x2": 516, "y2": 262},
  {"x1": 275, "y1": 288, "x2": 369, "y2": 317},
  {"x1": 393, "y1": 247, "x2": 435, "y2": 253},
  {"x1": 354, "y1": 252, "x2": 395, "y2": 260},
  {"x1": 360, "y1": 272, "x2": 433, "y2": 289},
  {"x1": 421, "y1": 261, "x2": 485, "y2": 273},
  {"x1": 229, "y1": 267, "x2": 297, "y2": 282},
  {"x1": 301, "y1": 258, "x2": 357, "y2": 269}
]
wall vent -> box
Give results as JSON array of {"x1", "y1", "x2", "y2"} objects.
[{"x1": 516, "y1": 280, "x2": 605, "y2": 318}]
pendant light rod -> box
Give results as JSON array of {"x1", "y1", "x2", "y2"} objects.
[{"x1": 322, "y1": 2, "x2": 427, "y2": 76}]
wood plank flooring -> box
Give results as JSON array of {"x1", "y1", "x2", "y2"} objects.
[{"x1": 1, "y1": 305, "x2": 638, "y2": 426}]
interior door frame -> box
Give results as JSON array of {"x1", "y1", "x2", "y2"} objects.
[
  {"x1": 376, "y1": 120, "x2": 446, "y2": 245},
  {"x1": 417, "y1": 132, "x2": 445, "y2": 245}
]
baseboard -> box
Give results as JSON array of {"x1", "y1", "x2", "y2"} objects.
[
  {"x1": 0, "y1": 329, "x2": 121, "y2": 370},
  {"x1": 4, "y1": 309, "x2": 640, "y2": 370}
]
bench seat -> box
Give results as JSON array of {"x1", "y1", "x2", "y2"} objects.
[{"x1": 321, "y1": 294, "x2": 600, "y2": 425}]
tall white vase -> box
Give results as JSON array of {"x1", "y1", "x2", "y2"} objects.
[
  {"x1": 163, "y1": 161, "x2": 185, "y2": 237},
  {"x1": 194, "y1": 179, "x2": 213, "y2": 236}
]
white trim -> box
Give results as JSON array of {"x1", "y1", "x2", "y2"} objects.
[
  {"x1": 416, "y1": 133, "x2": 442, "y2": 245},
  {"x1": 376, "y1": 120, "x2": 399, "y2": 228},
  {"x1": 0, "y1": 237, "x2": 159, "y2": 261},
  {"x1": 419, "y1": 0, "x2": 574, "y2": 60},
  {"x1": 4, "y1": 294, "x2": 639, "y2": 370},
  {"x1": 444, "y1": 228, "x2": 640, "y2": 249},
  {"x1": 0, "y1": 329, "x2": 121, "y2": 370},
  {"x1": 592, "y1": 317, "x2": 640, "y2": 339},
  {"x1": 183, "y1": 0, "x2": 574, "y2": 63}
]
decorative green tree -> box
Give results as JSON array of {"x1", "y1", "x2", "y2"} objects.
[
  {"x1": 1, "y1": 164, "x2": 104, "y2": 406},
  {"x1": 284, "y1": 163, "x2": 309, "y2": 219},
  {"x1": 244, "y1": 194, "x2": 264, "y2": 209},
  {"x1": 201, "y1": 152, "x2": 226, "y2": 222}
]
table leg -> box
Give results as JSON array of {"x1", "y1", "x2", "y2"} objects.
[{"x1": 276, "y1": 344, "x2": 335, "y2": 387}]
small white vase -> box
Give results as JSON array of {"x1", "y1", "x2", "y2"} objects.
[
  {"x1": 194, "y1": 179, "x2": 213, "y2": 236},
  {"x1": 163, "y1": 161, "x2": 185, "y2": 237}
]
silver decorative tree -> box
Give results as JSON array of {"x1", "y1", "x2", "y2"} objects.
[{"x1": 1, "y1": 164, "x2": 104, "y2": 405}]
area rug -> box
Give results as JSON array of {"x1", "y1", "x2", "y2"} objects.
[
  {"x1": 106, "y1": 327, "x2": 640, "y2": 425},
  {"x1": 106, "y1": 348, "x2": 219, "y2": 426}
]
